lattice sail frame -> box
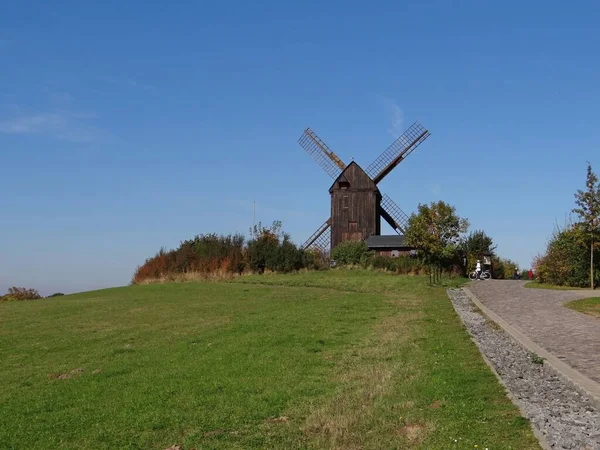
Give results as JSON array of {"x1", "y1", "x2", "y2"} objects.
[
  {"x1": 366, "y1": 122, "x2": 430, "y2": 183},
  {"x1": 298, "y1": 128, "x2": 346, "y2": 179},
  {"x1": 380, "y1": 194, "x2": 410, "y2": 234},
  {"x1": 301, "y1": 218, "x2": 331, "y2": 252},
  {"x1": 306, "y1": 228, "x2": 331, "y2": 255}
]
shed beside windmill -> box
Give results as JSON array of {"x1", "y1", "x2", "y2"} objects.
[{"x1": 365, "y1": 235, "x2": 414, "y2": 257}]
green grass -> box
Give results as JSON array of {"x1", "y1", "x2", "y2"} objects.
[
  {"x1": 0, "y1": 270, "x2": 539, "y2": 449},
  {"x1": 564, "y1": 297, "x2": 600, "y2": 318},
  {"x1": 524, "y1": 281, "x2": 589, "y2": 290}
]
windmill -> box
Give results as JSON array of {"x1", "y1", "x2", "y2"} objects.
[{"x1": 298, "y1": 122, "x2": 431, "y2": 254}]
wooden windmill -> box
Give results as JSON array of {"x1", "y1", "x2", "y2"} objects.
[{"x1": 298, "y1": 122, "x2": 431, "y2": 253}]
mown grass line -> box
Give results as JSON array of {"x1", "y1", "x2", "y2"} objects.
[
  {"x1": 0, "y1": 270, "x2": 539, "y2": 449},
  {"x1": 564, "y1": 297, "x2": 600, "y2": 318},
  {"x1": 524, "y1": 281, "x2": 590, "y2": 291}
]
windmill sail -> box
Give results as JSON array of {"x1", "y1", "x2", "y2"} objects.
[
  {"x1": 380, "y1": 194, "x2": 410, "y2": 234},
  {"x1": 298, "y1": 128, "x2": 346, "y2": 179},
  {"x1": 301, "y1": 218, "x2": 331, "y2": 251},
  {"x1": 366, "y1": 122, "x2": 430, "y2": 184}
]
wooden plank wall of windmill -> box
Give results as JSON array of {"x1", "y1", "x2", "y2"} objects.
[{"x1": 330, "y1": 163, "x2": 381, "y2": 249}]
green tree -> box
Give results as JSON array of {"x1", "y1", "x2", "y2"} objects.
[
  {"x1": 405, "y1": 201, "x2": 469, "y2": 283},
  {"x1": 572, "y1": 162, "x2": 600, "y2": 289},
  {"x1": 460, "y1": 229, "x2": 497, "y2": 274}
]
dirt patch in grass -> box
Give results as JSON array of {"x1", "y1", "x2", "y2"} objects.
[
  {"x1": 265, "y1": 416, "x2": 289, "y2": 424},
  {"x1": 48, "y1": 368, "x2": 84, "y2": 380},
  {"x1": 396, "y1": 423, "x2": 427, "y2": 443},
  {"x1": 203, "y1": 429, "x2": 225, "y2": 437}
]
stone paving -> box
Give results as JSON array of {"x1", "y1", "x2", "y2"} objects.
[{"x1": 467, "y1": 280, "x2": 600, "y2": 384}]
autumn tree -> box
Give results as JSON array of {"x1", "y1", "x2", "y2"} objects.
[
  {"x1": 405, "y1": 200, "x2": 469, "y2": 283},
  {"x1": 572, "y1": 162, "x2": 600, "y2": 289}
]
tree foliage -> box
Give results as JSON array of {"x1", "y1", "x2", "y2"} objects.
[
  {"x1": 460, "y1": 229, "x2": 497, "y2": 274},
  {"x1": 571, "y1": 162, "x2": 600, "y2": 289},
  {"x1": 533, "y1": 224, "x2": 598, "y2": 287},
  {"x1": 246, "y1": 221, "x2": 306, "y2": 273},
  {"x1": 331, "y1": 240, "x2": 372, "y2": 266},
  {"x1": 461, "y1": 229, "x2": 496, "y2": 258},
  {"x1": 405, "y1": 201, "x2": 469, "y2": 270},
  {"x1": 0, "y1": 287, "x2": 43, "y2": 301},
  {"x1": 132, "y1": 221, "x2": 310, "y2": 283}
]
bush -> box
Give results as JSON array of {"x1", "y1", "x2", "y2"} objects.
[
  {"x1": 1, "y1": 287, "x2": 42, "y2": 301},
  {"x1": 533, "y1": 225, "x2": 599, "y2": 287},
  {"x1": 371, "y1": 255, "x2": 393, "y2": 270},
  {"x1": 131, "y1": 221, "x2": 311, "y2": 284},
  {"x1": 331, "y1": 240, "x2": 372, "y2": 266},
  {"x1": 367, "y1": 254, "x2": 439, "y2": 275},
  {"x1": 47, "y1": 293, "x2": 65, "y2": 298},
  {"x1": 302, "y1": 248, "x2": 330, "y2": 271},
  {"x1": 246, "y1": 222, "x2": 305, "y2": 274},
  {"x1": 132, "y1": 232, "x2": 247, "y2": 284}
]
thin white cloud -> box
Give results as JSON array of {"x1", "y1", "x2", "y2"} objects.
[
  {"x1": 382, "y1": 97, "x2": 404, "y2": 138},
  {"x1": 0, "y1": 114, "x2": 65, "y2": 133},
  {"x1": 97, "y1": 75, "x2": 156, "y2": 92},
  {"x1": 0, "y1": 112, "x2": 110, "y2": 143},
  {"x1": 48, "y1": 90, "x2": 75, "y2": 104},
  {"x1": 427, "y1": 183, "x2": 442, "y2": 197}
]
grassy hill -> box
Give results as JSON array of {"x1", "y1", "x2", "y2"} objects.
[{"x1": 0, "y1": 270, "x2": 539, "y2": 449}]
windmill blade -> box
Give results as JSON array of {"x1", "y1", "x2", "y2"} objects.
[
  {"x1": 380, "y1": 194, "x2": 410, "y2": 234},
  {"x1": 298, "y1": 128, "x2": 346, "y2": 179},
  {"x1": 301, "y1": 218, "x2": 331, "y2": 251},
  {"x1": 366, "y1": 122, "x2": 430, "y2": 184}
]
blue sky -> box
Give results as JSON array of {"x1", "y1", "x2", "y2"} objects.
[{"x1": 1, "y1": 1, "x2": 599, "y2": 295}]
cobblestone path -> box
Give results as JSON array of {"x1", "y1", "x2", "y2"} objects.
[{"x1": 466, "y1": 280, "x2": 600, "y2": 384}]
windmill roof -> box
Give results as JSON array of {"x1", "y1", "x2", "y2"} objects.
[
  {"x1": 365, "y1": 235, "x2": 411, "y2": 249},
  {"x1": 328, "y1": 161, "x2": 378, "y2": 193}
]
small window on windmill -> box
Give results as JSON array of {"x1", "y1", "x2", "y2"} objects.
[
  {"x1": 342, "y1": 195, "x2": 349, "y2": 209},
  {"x1": 338, "y1": 175, "x2": 350, "y2": 189}
]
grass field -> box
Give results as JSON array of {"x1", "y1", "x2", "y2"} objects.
[
  {"x1": 524, "y1": 281, "x2": 590, "y2": 290},
  {"x1": 0, "y1": 270, "x2": 540, "y2": 449},
  {"x1": 564, "y1": 297, "x2": 600, "y2": 318}
]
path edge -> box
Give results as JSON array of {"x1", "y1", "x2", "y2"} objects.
[{"x1": 463, "y1": 286, "x2": 600, "y2": 410}]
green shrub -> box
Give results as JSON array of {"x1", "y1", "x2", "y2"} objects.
[
  {"x1": 331, "y1": 241, "x2": 372, "y2": 266},
  {"x1": 302, "y1": 248, "x2": 330, "y2": 271},
  {"x1": 371, "y1": 255, "x2": 393, "y2": 270},
  {"x1": 1, "y1": 287, "x2": 42, "y2": 301},
  {"x1": 47, "y1": 293, "x2": 65, "y2": 298},
  {"x1": 533, "y1": 225, "x2": 599, "y2": 287},
  {"x1": 132, "y1": 233, "x2": 246, "y2": 283},
  {"x1": 245, "y1": 221, "x2": 306, "y2": 274}
]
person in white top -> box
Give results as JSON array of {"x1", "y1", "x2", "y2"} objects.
[{"x1": 475, "y1": 260, "x2": 482, "y2": 280}]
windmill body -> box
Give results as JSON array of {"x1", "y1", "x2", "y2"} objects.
[
  {"x1": 329, "y1": 162, "x2": 381, "y2": 248},
  {"x1": 298, "y1": 122, "x2": 431, "y2": 255}
]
